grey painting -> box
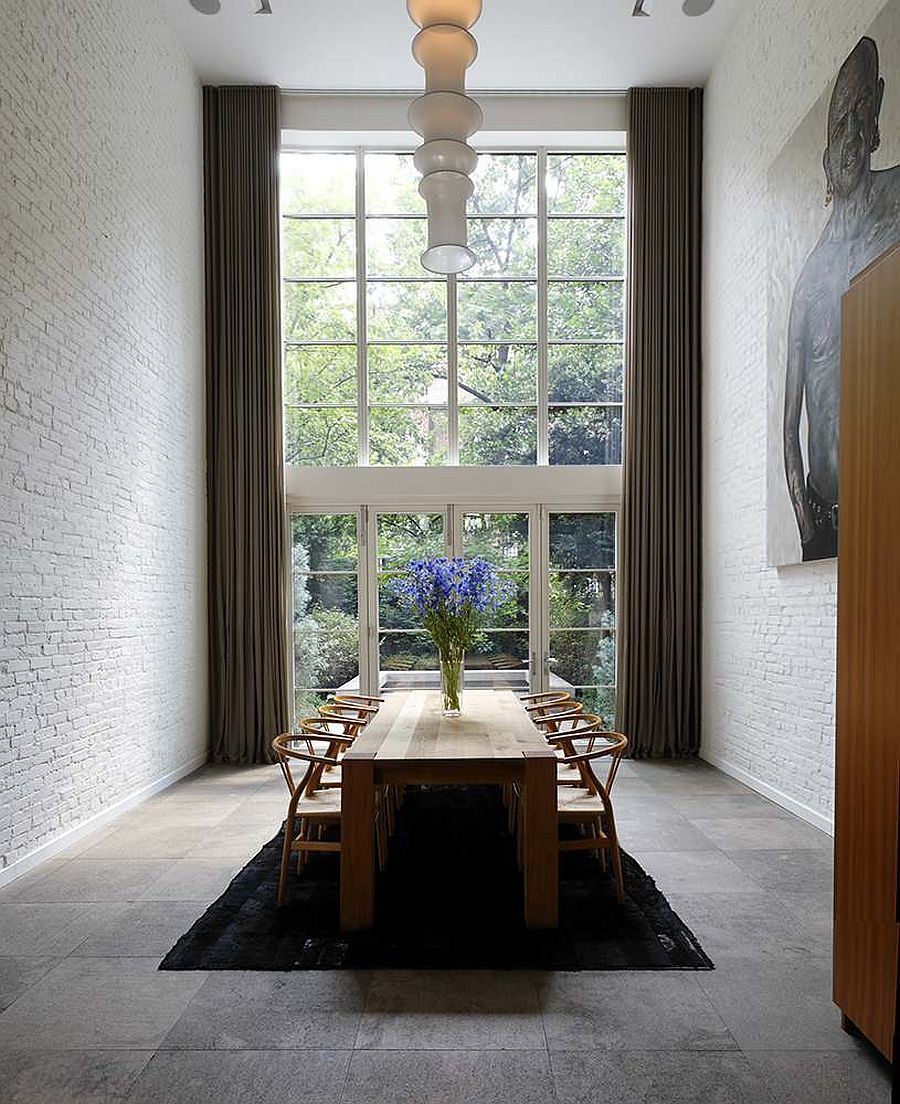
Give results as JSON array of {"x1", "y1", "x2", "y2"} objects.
[{"x1": 767, "y1": 4, "x2": 900, "y2": 566}]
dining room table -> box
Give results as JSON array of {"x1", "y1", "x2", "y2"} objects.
[{"x1": 339, "y1": 687, "x2": 559, "y2": 932}]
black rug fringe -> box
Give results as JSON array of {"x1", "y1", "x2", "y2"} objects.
[{"x1": 159, "y1": 786, "x2": 713, "y2": 971}]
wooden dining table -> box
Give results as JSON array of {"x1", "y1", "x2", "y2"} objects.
[{"x1": 339, "y1": 688, "x2": 559, "y2": 932}]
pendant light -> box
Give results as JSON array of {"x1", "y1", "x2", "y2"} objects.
[{"x1": 407, "y1": 0, "x2": 483, "y2": 274}]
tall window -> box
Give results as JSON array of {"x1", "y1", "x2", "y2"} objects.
[{"x1": 282, "y1": 150, "x2": 625, "y2": 466}]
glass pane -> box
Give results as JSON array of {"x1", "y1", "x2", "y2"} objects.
[
  {"x1": 283, "y1": 281, "x2": 355, "y2": 341},
  {"x1": 282, "y1": 218, "x2": 355, "y2": 279},
  {"x1": 377, "y1": 512, "x2": 445, "y2": 567},
  {"x1": 549, "y1": 513, "x2": 616, "y2": 570},
  {"x1": 465, "y1": 218, "x2": 536, "y2": 278},
  {"x1": 458, "y1": 344, "x2": 536, "y2": 404},
  {"x1": 293, "y1": 513, "x2": 358, "y2": 571},
  {"x1": 367, "y1": 218, "x2": 428, "y2": 277},
  {"x1": 548, "y1": 218, "x2": 625, "y2": 279},
  {"x1": 368, "y1": 345, "x2": 448, "y2": 405},
  {"x1": 365, "y1": 153, "x2": 424, "y2": 215},
  {"x1": 285, "y1": 407, "x2": 357, "y2": 466},
  {"x1": 284, "y1": 345, "x2": 357, "y2": 406},
  {"x1": 548, "y1": 281, "x2": 624, "y2": 341},
  {"x1": 369, "y1": 407, "x2": 449, "y2": 466},
  {"x1": 292, "y1": 511, "x2": 360, "y2": 723},
  {"x1": 470, "y1": 154, "x2": 537, "y2": 215},
  {"x1": 548, "y1": 344, "x2": 623, "y2": 403},
  {"x1": 574, "y1": 686, "x2": 616, "y2": 722},
  {"x1": 295, "y1": 689, "x2": 331, "y2": 719},
  {"x1": 281, "y1": 152, "x2": 356, "y2": 216},
  {"x1": 462, "y1": 512, "x2": 530, "y2": 569},
  {"x1": 547, "y1": 154, "x2": 626, "y2": 215},
  {"x1": 468, "y1": 631, "x2": 530, "y2": 671},
  {"x1": 549, "y1": 571, "x2": 616, "y2": 628},
  {"x1": 367, "y1": 281, "x2": 447, "y2": 342},
  {"x1": 549, "y1": 629, "x2": 616, "y2": 687},
  {"x1": 295, "y1": 628, "x2": 360, "y2": 694},
  {"x1": 380, "y1": 632, "x2": 439, "y2": 672},
  {"x1": 459, "y1": 407, "x2": 537, "y2": 466},
  {"x1": 549, "y1": 405, "x2": 623, "y2": 465},
  {"x1": 457, "y1": 282, "x2": 537, "y2": 342},
  {"x1": 484, "y1": 576, "x2": 529, "y2": 629}
]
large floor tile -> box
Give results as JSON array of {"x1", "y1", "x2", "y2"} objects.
[
  {"x1": 343, "y1": 1049, "x2": 555, "y2": 1104},
  {"x1": 631, "y1": 850, "x2": 766, "y2": 895},
  {"x1": 161, "y1": 971, "x2": 369, "y2": 1050},
  {"x1": 0, "y1": 957, "x2": 207, "y2": 1050},
  {"x1": 614, "y1": 807, "x2": 719, "y2": 853},
  {"x1": 138, "y1": 859, "x2": 245, "y2": 902},
  {"x1": 690, "y1": 818, "x2": 831, "y2": 852},
  {"x1": 0, "y1": 903, "x2": 126, "y2": 955},
  {"x1": 726, "y1": 849, "x2": 834, "y2": 897},
  {"x1": 665, "y1": 793, "x2": 792, "y2": 820},
  {"x1": 73, "y1": 901, "x2": 205, "y2": 956},
  {"x1": 550, "y1": 1050, "x2": 773, "y2": 1104},
  {"x1": 0, "y1": 957, "x2": 59, "y2": 1012},
  {"x1": 0, "y1": 1050, "x2": 151, "y2": 1104},
  {"x1": 667, "y1": 892, "x2": 832, "y2": 966},
  {"x1": 537, "y1": 972, "x2": 736, "y2": 1052},
  {"x1": 11, "y1": 859, "x2": 173, "y2": 903},
  {"x1": 633, "y1": 763, "x2": 752, "y2": 796},
  {"x1": 356, "y1": 971, "x2": 545, "y2": 1050},
  {"x1": 127, "y1": 1050, "x2": 350, "y2": 1104},
  {"x1": 181, "y1": 819, "x2": 280, "y2": 861},
  {"x1": 744, "y1": 1049, "x2": 891, "y2": 1103},
  {"x1": 76, "y1": 823, "x2": 210, "y2": 860},
  {"x1": 698, "y1": 959, "x2": 855, "y2": 1051}
]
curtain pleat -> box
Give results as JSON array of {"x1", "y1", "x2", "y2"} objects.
[
  {"x1": 618, "y1": 87, "x2": 703, "y2": 758},
  {"x1": 204, "y1": 85, "x2": 290, "y2": 764}
]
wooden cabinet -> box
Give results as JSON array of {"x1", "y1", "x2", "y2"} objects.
[{"x1": 835, "y1": 242, "x2": 900, "y2": 1062}]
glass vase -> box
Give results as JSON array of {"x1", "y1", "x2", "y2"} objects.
[{"x1": 439, "y1": 650, "x2": 464, "y2": 717}]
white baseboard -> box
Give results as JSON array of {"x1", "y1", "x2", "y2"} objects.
[
  {"x1": 700, "y1": 749, "x2": 835, "y2": 837},
  {"x1": 0, "y1": 752, "x2": 208, "y2": 889}
]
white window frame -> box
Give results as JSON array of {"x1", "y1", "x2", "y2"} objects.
[{"x1": 283, "y1": 118, "x2": 626, "y2": 714}]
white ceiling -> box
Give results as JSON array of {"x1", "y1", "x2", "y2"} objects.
[{"x1": 159, "y1": 0, "x2": 743, "y2": 91}]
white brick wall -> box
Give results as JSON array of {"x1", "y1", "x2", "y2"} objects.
[
  {"x1": 702, "y1": 0, "x2": 890, "y2": 829},
  {"x1": 0, "y1": 0, "x2": 206, "y2": 873}
]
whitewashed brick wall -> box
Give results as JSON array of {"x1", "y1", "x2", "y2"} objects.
[
  {"x1": 702, "y1": 0, "x2": 890, "y2": 828},
  {"x1": 0, "y1": 0, "x2": 206, "y2": 873}
]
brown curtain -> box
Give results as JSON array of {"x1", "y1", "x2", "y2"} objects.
[
  {"x1": 204, "y1": 85, "x2": 290, "y2": 763},
  {"x1": 618, "y1": 87, "x2": 703, "y2": 758}
]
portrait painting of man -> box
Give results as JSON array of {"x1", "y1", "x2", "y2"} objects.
[{"x1": 767, "y1": 8, "x2": 900, "y2": 566}]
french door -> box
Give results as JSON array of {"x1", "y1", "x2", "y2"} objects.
[{"x1": 290, "y1": 504, "x2": 617, "y2": 724}]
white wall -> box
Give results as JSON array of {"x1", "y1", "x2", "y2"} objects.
[
  {"x1": 0, "y1": 0, "x2": 207, "y2": 878},
  {"x1": 702, "y1": 0, "x2": 891, "y2": 830}
]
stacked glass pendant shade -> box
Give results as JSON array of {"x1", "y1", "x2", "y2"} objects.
[{"x1": 407, "y1": 0, "x2": 483, "y2": 274}]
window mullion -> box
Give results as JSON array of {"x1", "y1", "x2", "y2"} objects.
[
  {"x1": 355, "y1": 148, "x2": 369, "y2": 465},
  {"x1": 448, "y1": 274, "x2": 459, "y2": 465},
  {"x1": 537, "y1": 148, "x2": 549, "y2": 466}
]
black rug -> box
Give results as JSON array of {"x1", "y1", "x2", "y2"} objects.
[{"x1": 159, "y1": 786, "x2": 713, "y2": 971}]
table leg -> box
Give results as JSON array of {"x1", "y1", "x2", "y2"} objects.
[
  {"x1": 340, "y1": 756, "x2": 376, "y2": 931},
  {"x1": 523, "y1": 754, "x2": 558, "y2": 929}
]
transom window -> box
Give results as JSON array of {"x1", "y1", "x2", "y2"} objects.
[{"x1": 281, "y1": 150, "x2": 625, "y2": 467}]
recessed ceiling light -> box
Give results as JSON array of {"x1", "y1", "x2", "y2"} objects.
[
  {"x1": 189, "y1": 0, "x2": 221, "y2": 13},
  {"x1": 682, "y1": 0, "x2": 715, "y2": 15}
]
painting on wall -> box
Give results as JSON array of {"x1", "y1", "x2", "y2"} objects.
[{"x1": 767, "y1": 1, "x2": 900, "y2": 566}]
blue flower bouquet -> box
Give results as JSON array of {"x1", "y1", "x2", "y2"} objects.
[{"x1": 391, "y1": 557, "x2": 512, "y2": 716}]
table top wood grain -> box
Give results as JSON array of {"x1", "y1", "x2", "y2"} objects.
[{"x1": 344, "y1": 689, "x2": 556, "y2": 763}]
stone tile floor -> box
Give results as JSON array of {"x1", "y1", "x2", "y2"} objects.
[{"x1": 0, "y1": 760, "x2": 891, "y2": 1103}]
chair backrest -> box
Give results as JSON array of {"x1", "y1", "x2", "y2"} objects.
[
  {"x1": 530, "y1": 701, "x2": 585, "y2": 733},
  {"x1": 524, "y1": 693, "x2": 571, "y2": 714},
  {"x1": 559, "y1": 730, "x2": 629, "y2": 795},
  {"x1": 332, "y1": 693, "x2": 385, "y2": 708},
  {"x1": 273, "y1": 730, "x2": 350, "y2": 797},
  {"x1": 318, "y1": 702, "x2": 373, "y2": 734}
]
